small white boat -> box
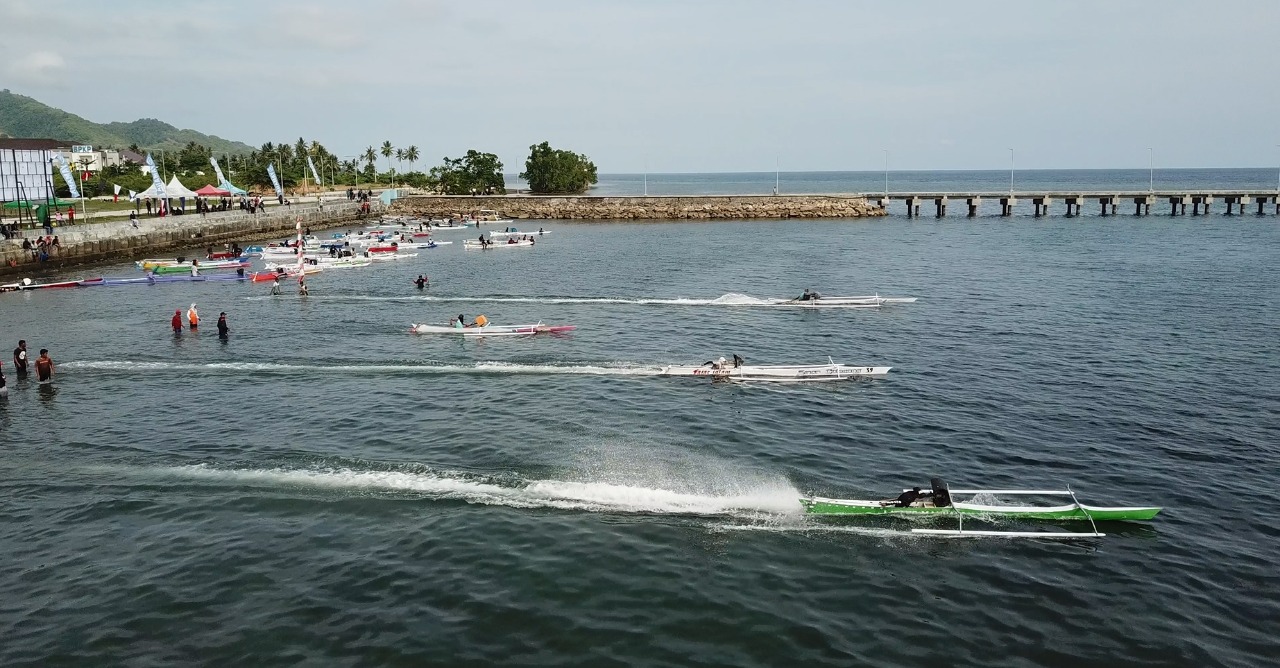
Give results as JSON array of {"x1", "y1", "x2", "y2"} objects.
[
  {"x1": 486, "y1": 227, "x2": 551, "y2": 238},
  {"x1": 659, "y1": 361, "x2": 890, "y2": 382},
  {"x1": 366, "y1": 252, "x2": 419, "y2": 262},
  {"x1": 464, "y1": 239, "x2": 534, "y2": 250}
]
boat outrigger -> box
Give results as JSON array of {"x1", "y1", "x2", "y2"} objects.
[{"x1": 802, "y1": 478, "x2": 1161, "y2": 538}]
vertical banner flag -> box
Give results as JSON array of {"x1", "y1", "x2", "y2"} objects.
[
  {"x1": 52, "y1": 153, "x2": 81, "y2": 199},
  {"x1": 145, "y1": 154, "x2": 167, "y2": 197},
  {"x1": 113, "y1": 183, "x2": 121, "y2": 195},
  {"x1": 210, "y1": 156, "x2": 229, "y2": 188},
  {"x1": 267, "y1": 163, "x2": 283, "y2": 198},
  {"x1": 307, "y1": 156, "x2": 322, "y2": 188}
]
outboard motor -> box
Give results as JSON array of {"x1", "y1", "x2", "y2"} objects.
[{"x1": 930, "y1": 477, "x2": 952, "y2": 507}]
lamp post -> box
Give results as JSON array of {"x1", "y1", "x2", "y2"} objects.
[
  {"x1": 1009, "y1": 148, "x2": 1015, "y2": 194},
  {"x1": 774, "y1": 156, "x2": 780, "y2": 196},
  {"x1": 643, "y1": 158, "x2": 648, "y2": 197},
  {"x1": 1148, "y1": 147, "x2": 1154, "y2": 193},
  {"x1": 883, "y1": 149, "x2": 889, "y2": 198}
]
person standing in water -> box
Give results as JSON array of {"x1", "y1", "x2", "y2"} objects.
[
  {"x1": 171, "y1": 310, "x2": 183, "y2": 333},
  {"x1": 216, "y1": 312, "x2": 230, "y2": 339},
  {"x1": 13, "y1": 340, "x2": 28, "y2": 377},
  {"x1": 187, "y1": 304, "x2": 200, "y2": 329},
  {"x1": 35, "y1": 349, "x2": 54, "y2": 383},
  {"x1": 414, "y1": 275, "x2": 428, "y2": 289},
  {"x1": 270, "y1": 278, "x2": 281, "y2": 295}
]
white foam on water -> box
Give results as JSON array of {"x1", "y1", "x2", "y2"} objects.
[
  {"x1": 63, "y1": 360, "x2": 665, "y2": 377},
  {"x1": 155, "y1": 464, "x2": 805, "y2": 517},
  {"x1": 243, "y1": 293, "x2": 785, "y2": 307}
]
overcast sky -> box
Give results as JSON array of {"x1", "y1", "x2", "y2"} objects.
[{"x1": 3, "y1": 0, "x2": 1277, "y2": 173}]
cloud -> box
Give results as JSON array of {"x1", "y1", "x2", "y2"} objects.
[{"x1": 5, "y1": 51, "x2": 68, "y2": 86}]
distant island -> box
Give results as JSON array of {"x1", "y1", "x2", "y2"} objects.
[{"x1": 0, "y1": 89, "x2": 255, "y2": 155}]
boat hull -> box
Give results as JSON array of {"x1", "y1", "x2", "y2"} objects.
[
  {"x1": 659, "y1": 363, "x2": 890, "y2": 381},
  {"x1": 410, "y1": 323, "x2": 576, "y2": 336},
  {"x1": 801, "y1": 498, "x2": 1161, "y2": 521}
]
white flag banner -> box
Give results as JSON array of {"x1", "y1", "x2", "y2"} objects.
[
  {"x1": 307, "y1": 155, "x2": 322, "y2": 188},
  {"x1": 145, "y1": 154, "x2": 167, "y2": 197},
  {"x1": 52, "y1": 153, "x2": 81, "y2": 199},
  {"x1": 113, "y1": 183, "x2": 122, "y2": 195},
  {"x1": 267, "y1": 163, "x2": 283, "y2": 198},
  {"x1": 210, "y1": 156, "x2": 229, "y2": 187},
  {"x1": 129, "y1": 189, "x2": 138, "y2": 199}
]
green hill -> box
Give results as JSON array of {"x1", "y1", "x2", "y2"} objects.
[{"x1": 0, "y1": 89, "x2": 256, "y2": 155}]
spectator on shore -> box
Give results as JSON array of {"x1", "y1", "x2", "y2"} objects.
[
  {"x1": 130, "y1": 211, "x2": 139, "y2": 228},
  {"x1": 67, "y1": 208, "x2": 74, "y2": 225}
]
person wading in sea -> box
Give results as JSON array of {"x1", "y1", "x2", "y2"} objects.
[
  {"x1": 171, "y1": 310, "x2": 183, "y2": 334},
  {"x1": 13, "y1": 340, "x2": 28, "y2": 377},
  {"x1": 216, "y1": 312, "x2": 230, "y2": 340},
  {"x1": 34, "y1": 349, "x2": 54, "y2": 383}
]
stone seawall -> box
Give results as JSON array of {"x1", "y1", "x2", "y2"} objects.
[
  {"x1": 394, "y1": 194, "x2": 883, "y2": 220},
  {"x1": 0, "y1": 201, "x2": 380, "y2": 278}
]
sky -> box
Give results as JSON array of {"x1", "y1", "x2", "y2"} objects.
[{"x1": 2, "y1": 0, "x2": 1278, "y2": 173}]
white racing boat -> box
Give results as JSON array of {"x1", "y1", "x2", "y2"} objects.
[
  {"x1": 486, "y1": 227, "x2": 551, "y2": 238},
  {"x1": 659, "y1": 359, "x2": 890, "y2": 382},
  {"x1": 409, "y1": 322, "x2": 577, "y2": 337},
  {"x1": 768, "y1": 295, "x2": 918, "y2": 308},
  {"x1": 464, "y1": 239, "x2": 534, "y2": 250}
]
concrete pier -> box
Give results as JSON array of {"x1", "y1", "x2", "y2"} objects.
[{"x1": 871, "y1": 190, "x2": 1277, "y2": 217}]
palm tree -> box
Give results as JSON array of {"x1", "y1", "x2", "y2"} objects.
[
  {"x1": 395, "y1": 148, "x2": 405, "y2": 177},
  {"x1": 363, "y1": 146, "x2": 377, "y2": 184},
  {"x1": 404, "y1": 145, "x2": 419, "y2": 173},
  {"x1": 380, "y1": 141, "x2": 394, "y2": 185}
]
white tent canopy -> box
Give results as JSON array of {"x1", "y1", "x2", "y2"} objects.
[{"x1": 131, "y1": 175, "x2": 199, "y2": 200}]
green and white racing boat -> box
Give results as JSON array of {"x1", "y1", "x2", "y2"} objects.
[{"x1": 802, "y1": 478, "x2": 1161, "y2": 538}]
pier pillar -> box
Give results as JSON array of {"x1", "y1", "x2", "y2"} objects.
[
  {"x1": 1225, "y1": 198, "x2": 1235, "y2": 215},
  {"x1": 966, "y1": 197, "x2": 981, "y2": 217},
  {"x1": 1256, "y1": 196, "x2": 1267, "y2": 215},
  {"x1": 1032, "y1": 197, "x2": 1049, "y2": 217},
  {"x1": 999, "y1": 197, "x2": 1018, "y2": 217},
  {"x1": 1133, "y1": 195, "x2": 1153, "y2": 215},
  {"x1": 934, "y1": 196, "x2": 948, "y2": 218},
  {"x1": 1098, "y1": 196, "x2": 1115, "y2": 217},
  {"x1": 1168, "y1": 196, "x2": 1188, "y2": 215},
  {"x1": 904, "y1": 197, "x2": 920, "y2": 218}
]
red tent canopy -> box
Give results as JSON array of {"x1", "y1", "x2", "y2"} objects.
[{"x1": 195, "y1": 184, "x2": 231, "y2": 196}]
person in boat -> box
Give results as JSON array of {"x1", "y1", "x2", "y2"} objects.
[
  {"x1": 468, "y1": 314, "x2": 489, "y2": 328},
  {"x1": 732, "y1": 354, "x2": 745, "y2": 368},
  {"x1": 414, "y1": 275, "x2": 428, "y2": 289},
  {"x1": 13, "y1": 340, "x2": 28, "y2": 377},
  {"x1": 34, "y1": 349, "x2": 53, "y2": 383},
  {"x1": 454, "y1": 315, "x2": 466, "y2": 329},
  {"x1": 171, "y1": 310, "x2": 183, "y2": 333},
  {"x1": 704, "y1": 356, "x2": 730, "y2": 370},
  {"x1": 886, "y1": 487, "x2": 934, "y2": 508},
  {"x1": 216, "y1": 312, "x2": 229, "y2": 339},
  {"x1": 797, "y1": 288, "x2": 821, "y2": 301},
  {"x1": 507, "y1": 237, "x2": 517, "y2": 244},
  {"x1": 190, "y1": 259, "x2": 199, "y2": 277}
]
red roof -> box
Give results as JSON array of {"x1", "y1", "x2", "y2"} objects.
[{"x1": 194, "y1": 184, "x2": 231, "y2": 196}]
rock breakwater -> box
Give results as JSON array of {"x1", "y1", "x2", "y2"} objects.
[{"x1": 396, "y1": 195, "x2": 883, "y2": 220}]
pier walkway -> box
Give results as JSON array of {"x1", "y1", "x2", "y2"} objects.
[{"x1": 867, "y1": 191, "x2": 1280, "y2": 217}]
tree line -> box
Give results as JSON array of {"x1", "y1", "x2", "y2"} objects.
[{"x1": 56, "y1": 138, "x2": 598, "y2": 198}]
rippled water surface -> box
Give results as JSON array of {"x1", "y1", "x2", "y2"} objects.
[{"x1": 1, "y1": 211, "x2": 1277, "y2": 666}]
